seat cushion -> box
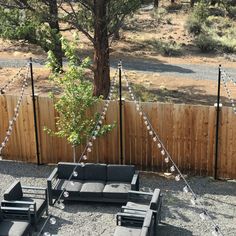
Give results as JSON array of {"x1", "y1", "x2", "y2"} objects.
[
  {"x1": 0, "y1": 220, "x2": 30, "y2": 236},
  {"x1": 107, "y1": 165, "x2": 135, "y2": 182},
  {"x1": 126, "y1": 202, "x2": 149, "y2": 211},
  {"x1": 80, "y1": 181, "x2": 105, "y2": 197},
  {"x1": 103, "y1": 182, "x2": 131, "y2": 199},
  {"x1": 114, "y1": 226, "x2": 141, "y2": 236},
  {"x1": 4, "y1": 181, "x2": 23, "y2": 201},
  {"x1": 58, "y1": 162, "x2": 84, "y2": 180},
  {"x1": 84, "y1": 163, "x2": 107, "y2": 181},
  {"x1": 56, "y1": 179, "x2": 83, "y2": 192}
]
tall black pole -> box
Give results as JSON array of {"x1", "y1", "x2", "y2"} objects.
[
  {"x1": 214, "y1": 64, "x2": 221, "y2": 180},
  {"x1": 29, "y1": 58, "x2": 40, "y2": 165},
  {"x1": 118, "y1": 61, "x2": 123, "y2": 165}
]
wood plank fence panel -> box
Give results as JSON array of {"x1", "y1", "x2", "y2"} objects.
[{"x1": 0, "y1": 95, "x2": 236, "y2": 179}]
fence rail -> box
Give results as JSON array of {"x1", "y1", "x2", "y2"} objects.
[{"x1": 0, "y1": 95, "x2": 235, "y2": 179}]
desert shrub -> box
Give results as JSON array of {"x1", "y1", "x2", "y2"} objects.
[
  {"x1": 151, "y1": 7, "x2": 167, "y2": 24},
  {"x1": 165, "y1": 3, "x2": 183, "y2": 12},
  {"x1": 218, "y1": 36, "x2": 236, "y2": 53},
  {"x1": 208, "y1": 6, "x2": 226, "y2": 17},
  {"x1": 195, "y1": 33, "x2": 218, "y2": 52},
  {"x1": 226, "y1": 6, "x2": 236, "y2": 18},
  {"x1": 185, "y1": 1, "x2": 210, "y2": 35},
  {"x1": 146, "y1": 39, "x2": 182, "y2": 56}
]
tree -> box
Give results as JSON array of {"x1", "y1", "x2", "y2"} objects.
[
  {"x1": 154, "y1": 0, "x2": 159, "y2": 8},
  {"x1": 190, "y1": 0, "x2": 195, "y2": 7},
  {"x1": 0, "y1": 0, "x2": 63, "y2": 70},
  {"x1": 59, "y1": 0, "x2": 141, "y2": 98},
  {"x1": 46, "y1": 37, "x2": 115, "y2": 162}
]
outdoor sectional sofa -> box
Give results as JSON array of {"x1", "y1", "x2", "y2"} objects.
[{"x1": 47, "y1": 162, "x2": 139, "y2": 205}]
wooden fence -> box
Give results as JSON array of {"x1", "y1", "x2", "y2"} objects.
[{"x1": 0, "y1": 94, "x2": 236, "y2": 179}]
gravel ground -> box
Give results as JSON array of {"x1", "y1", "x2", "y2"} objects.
[{"x1": 0, "y1": 161, "x2": 235, "y2": 236}]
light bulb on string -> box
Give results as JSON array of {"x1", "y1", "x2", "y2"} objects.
[
  {"x1": 143, "y1": 116, "x2": 147, "y2": 121},
  {"x1": 70, "y1": 181, "x2": 75, "y2": 186},
  {"x1": 63, "y1": 191, "x2": 69, "y2": 198},
  {"x1": 88, "y1": 142, "x2": 93, "y2": 147},
  {"x1": 82, "y1": 155, "x2": 87, "y2": 161},
  {"x1": 101, "y1": 115, "x2": 105, "y2": 120},
  {"x1": 183, "y1": 186, "x2": 188, "y2": 193},
  {"x1": 96, "y1": 125, "x2": 100, "y2": 130},
  {"x1": 43, "y1": 232, "x2": 51, "y2": 236},
  {"x1": 190, "y1": 197, "x2": 196, "y2": 205},
  {"x1": 161, "y1": 150, "x2": 165, "y2": 156},
  {"x1": 149, "y1": 131, "x2": 153, "y2": 136},
  {"x1": 98, "y1": 120, "x2": 102, "y2": 125},
  {"x1": 81, "y1": 162, "x2": 85, "y2": 167},
  {"x1": 175, "y1": 175, "x2": 180, "y2": 181},
  {"x1": 164, "y1": 157, "x2": 169, "y2": 163},
  {"x1": 92, "y1": 136, "x2": 96, "y2": 140},
  {"x1": 144, "y1": 121, "x2": 148, "y2": 125},
  {"x1": 87, "y1": 147, "x2": 92, "y2": 153},
  {"x1": 49, "y1": 217, "x2": 57, "y2": 225},
  {"x1": 73, "y1": 171, "x2": 78, "y2": 177},
  {"x1": 153, "y1": 137, "x2": 157, "y2": 142},
  {"x1": 147, "y1": 126, "x2": 150, "y2": 130},
  {"x1": 157, "y1": 143, "x2": 162, "y2": 149},
  {"x1": 170, "y1": 165, "x2": 175, "y2": 172},
  {"x1": 212, "y1": 226, "x2": 221, "y2": 236},
  {"x1": 139, "y1": 111, "x2": 142, "y2": 116},
  {"x1": 199, "y1": 211, "x2": 207, "y2": 220}
]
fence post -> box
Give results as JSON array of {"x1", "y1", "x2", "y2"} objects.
[
  {"x1": 214, "y1": 64, "x2": 222, "y2": 180},
  {"x1": 29, "y1": 58, "x2": 40, "y2": 165},
  {"x1": 118, "y1": 61, "x2": 124, "y2": 165}
]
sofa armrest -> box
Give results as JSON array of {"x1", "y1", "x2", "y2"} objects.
[
  {"x1": 121, "y1": 206, "x2": 147, "y2": 215},
  {"x1": 131, "y1": 171, "x2": 139, "y2": 190},
  {"x1": 22, "y1": 186, "x2": 47, "y2": 200},
  {"x1": 1, "y1": 206, "x2": 31, "y2": 222},
  {"x1": 150, "y1": 188, "x2": 161, "y2": 211},
  {"x1": 128, "y1": 190, "x2": 153, "y2": 203},
  {"x1": 47, "y1": 167, "x2": 58, "y2": 206}
]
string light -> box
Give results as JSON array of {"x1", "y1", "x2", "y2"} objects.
[
  {"x1": 122, "y1": 66, "x2": 224, "y2": 236},
  {"x1": 0, "y1": 70, "x2": 29, "y2": 157}
]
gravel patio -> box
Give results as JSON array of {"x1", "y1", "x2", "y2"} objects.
[{"x1": 0, "y1": 161, "x2": 235, "y2": 236}]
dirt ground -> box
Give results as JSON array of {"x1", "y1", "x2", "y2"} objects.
[{"x1": 0, "y1": 3, "x2": 236, "y2": 106}]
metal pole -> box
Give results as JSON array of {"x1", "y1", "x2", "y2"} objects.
[
  {"x1": 118, "y1": 61, "x2": 123, "y2": 165},
  {"x1": 29, "y1": 58, "x2": 40, "y2": 165},
  {"x1": 214, "y1": 64, "x2": 221, "y2": 180}
]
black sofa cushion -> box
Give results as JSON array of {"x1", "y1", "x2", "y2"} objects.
[
  {"x1": 80, "y1": 181, "x2": 105, "y2": 197},
  {"x1": 84, "y1": 163, "x2": 107, "y2": 181},
  {"x1": 107, "y1": 165, "x2": 135, "y2": 182},
  {"x1": 0, "y1": 220, "x2": 30, "y2": 236},
  {"x1": 0, "y1": 209, "x2": 3, "y2": 222},
  {"x1": 103, "y1": 182, "x2": 131, "y2": 199},
  {"x1": 56, "y1": 179, "x2": 83, "y2": 192},
  {"x1": 4, "y1": 181, "x2": 23, "y2": 201},
  {"x1": 58, "y1": 162, "x2": 84, "y2": 180}
]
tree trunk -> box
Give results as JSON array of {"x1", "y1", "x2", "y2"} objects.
[
  {"x1": 154, "y1": 0, "x2": 159, "y2": 8},
  {"x1": 190, "y1": 0, "x2": 195, "y2": 7},
  {"x1": 48, "y1": 0, "x2": 63, "y2": 70},
  {"x1": 93, "y1": 0, "x2": 110, "y2": 98}
]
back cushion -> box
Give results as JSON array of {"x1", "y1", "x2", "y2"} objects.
[
  {"x1": 58, "y1": 162, "x2": 84, "y2": 180},
  {"x1": 84, "y1": 163, "x2": 107, "y2": 181},
  {"x1": 107, "y1": 165, "x2": 135, "y2": 182},
  {"x1": 4, "y1": 181, "x2": 23, "y2": 201}
]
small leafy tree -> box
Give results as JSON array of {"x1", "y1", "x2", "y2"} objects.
[{"x1": 45, "y1": 37, "x2": 115, "y2": 162}]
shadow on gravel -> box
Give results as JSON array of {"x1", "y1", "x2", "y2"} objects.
[{"x1": 157, "y1": 222, "x2": 193, "y2": 236}]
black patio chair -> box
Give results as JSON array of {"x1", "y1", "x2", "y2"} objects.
[
  {"x1": 120, "y1": 188, "x2": 162, "y2": 226},
  {"x1": 114, "y1": 209, "x2": 155, "y2": 236},
  {"x1": 0, "y1": 206, "x2": 32, "y2": 236},
  {"x1": 1, "y1": 181, "x2": 48, "y2": 230}
]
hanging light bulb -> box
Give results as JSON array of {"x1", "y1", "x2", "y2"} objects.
[
  {"x1": 49, "y1": 217, "x2": 57, "y2": 225},
  {"x1": 157, "y1": 143, "x2": 162, "y2": 149},
  {"x1": 88, "y1": 142, "x2": 93, "y2": 147},
  {"x1": 153, "y1": 137, "x2": 157, "y2": 142},
  {"x1": 70, "y1": 181, "x2": 75, "y2": 186},
  {"x1": 143, "y1": 116, "x2": 147, "y2": 121},
  {"x1": 87, "y1": 147, "x2": 92, "y2": 152},
  {"x1": 161, "y1": 150, "x2": 165, "y2": 156},
  {"x1": 98, "y1": 120, "x2": 102, "y2": 125},
  {"x1": 96, "y1": 125, "x2": 100, "y2": 130},
  {"x1": 147, "y1": 126, "x2": 150, "y2": 130},
  {"x1": 183, "y1": 186, "x2": 188, "y2": 193},
  {"x1": 175, "y1": 175, "x2": 180, "y2": 181},
  {"x1": 101, "y1": 115, "x2": 105, "y2": 120},
  {"x1": 199, "y1": 211, "x2": 207, "y2": 220},
  {"x1": 73, "y1": 171, "x2": 78, "y2": 177},
  {"x1": 149, "y1": 130, "x2": 153, "y2": 136},
  {"x1": 82, "y1": 155, "x2": 87, "y2": 161},
  {"x1": 190, "y1": 198, "x2": 196, "y2": 205},
  {"x1": 144, "y1": 121, "x2": 148, "y2": 125},
  {"x1": 164, "y1": 157, "x2": 169, "y2": 163},
  {"x1": 63, "y1": 191, "x2": 69, "y2": 198},
  {"x1": 81, "y1": 162, "x2": 85, "y2": 167},
  {"x1": 211, "y1": 226, "x2": 221, "y2": 236},
  {"x1": 43, "y1": 232, "x2": 51, "y2": 236},
  {"x1": 92, "y1": 136, "x2": 96, "y2": 140},
  {"x1": 170, "y1": 165, "x2": 175, "y2": 172},
  {"x1": 139, "y1": 111, "x2": 142, "y2": 116}
]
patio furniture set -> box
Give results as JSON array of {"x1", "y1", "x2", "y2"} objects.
[{"x1": 0, "y1": 162, "x2": 162, "y2": 236}]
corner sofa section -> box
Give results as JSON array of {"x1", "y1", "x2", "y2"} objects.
[{"x1": 47, "y1": 162, "x2": 139, "y2": 205}]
